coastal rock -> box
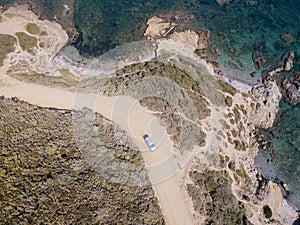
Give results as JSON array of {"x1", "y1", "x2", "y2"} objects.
[
  {"x1": 282, "y1": 78, "x2": 292, "y2": 90},
  {"x1": 283, "y1": 51, "x2": 294, "y2": 71},
  {"x1": 293, "y1": 72, "x2": 300, "y2": 88},
  {"x1": 250, "y1": 81, "x2": 281, "y2": 128},
  {"x1": 144, "y1": 16, "x2": 177, "y2": 39},
  {"x1": 262, "y1": 52, "x2": 294, "y2": 82},
  {"x1": 262, "y1": 65, "x2": 283, "y2": 82},
  {"x1": 194, "y1": 29, "x2": 210, "y2": 59},
  {"x1": 168, "y1": 30, "x2": 200, "y2": 52},
  {"x1": 197, "y1": 29, "x2": 210, "y2": 50},
  {"x1": 286, "y1": 84, "x2": 298, "y2": 103},
  {"x1": 216, "y1": 0, "x2": 233, "y2": 5},
  {"x1": 255, "y1": 174, "x2": 269, "y2": 200},
  {"x1": 280, "y1": 72, "x2": 300, "y2": 104},
  {"x1": 281, "y1": 33, "x2": 294, "y2": 44},
  {"x1": 252, "y1": 45, "x2": 267, "y2": 70}
]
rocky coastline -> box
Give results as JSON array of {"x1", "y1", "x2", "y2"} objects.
[
  {"x1": 143, "y1": 15, "x2": 299, "y2": 224},
  {"x1": 253, "y1": 48, "x2": 300, "y2": 210},
  {"x1": 0, "y1": 6, "x2": 299, "y2": 224}
]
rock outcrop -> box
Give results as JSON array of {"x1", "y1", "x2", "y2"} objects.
[
  {"x1": 216, "y1": 0, "x2": 233, "y2": 5},
  {"x1": 262, "y1": 52, "x2": 294, "y2": 82},
  {"x1": 259, "y1": 51, "x2": 300, "y2": 104},
  {"x1": 144, "y1": 16, "x2": 177, "y2": 39},
  {"x1": 252, "y1": 46, "x2": 267, "y2": 70},
  {"x1": 262, "y1": 52, "x2": 295, "y2": 82},
  {"x1": 250, "y1": 81, "x2": 282, "y2": 128},
  {"x1": 281, "y1": 72, "x2": 300, "y2": 104}
]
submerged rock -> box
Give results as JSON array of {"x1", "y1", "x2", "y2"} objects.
[
  {"x1": 252, "y1": 44, "x2": 268, "y2": 70},
  {"x1": 250, "y1": 71, "x2": 256, "y2": 77},
  {"x1": 286, "y1": 84, "x2": 298, "y2": 103},
  {"x1": 281, "y1": 33, "x2": 294, "y2": 44},
  {"x1": 283, "y1": 52, "x2": 295, "y2": 71}
]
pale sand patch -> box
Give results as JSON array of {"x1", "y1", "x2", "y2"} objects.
[
  {"x1": 144, "y1": 16, "x2": 177, "y2": 39},
  {"x1": 0, "y1": 5, "x2": 69, "y2": 77},
  {"x1": 223, "y1": 76, "x2": 253, "y2": 93}
]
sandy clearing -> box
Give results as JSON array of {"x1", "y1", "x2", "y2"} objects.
[
  {"x1": 0, "y1": 76, "x2": 195, "y2": 225},
  {"x1": 0, "y1": 5, "x2": 69, "y2": 77}
]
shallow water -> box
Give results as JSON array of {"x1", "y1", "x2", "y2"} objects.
[{"x1": 73, "y1": 0, "x2": 300, "y2": 74}]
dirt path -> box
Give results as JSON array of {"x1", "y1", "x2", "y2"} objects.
[{"x1": 0, "y1": 77, "x2": 196, "y2": 225}]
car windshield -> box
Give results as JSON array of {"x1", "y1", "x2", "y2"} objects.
[{"x1": 150, "y1": 143, "x2": 155, "y2": 148}]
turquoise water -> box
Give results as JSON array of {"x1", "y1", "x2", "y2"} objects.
[
  {"x1": 73, "y1": 0, "x2": 300, "y2": 209},
  {"x1": 73, "y1": 0, "x2": 300, "y2": 75},
  {"x1": 73, "y1": 0, "x2": 185, "y2": 56}
]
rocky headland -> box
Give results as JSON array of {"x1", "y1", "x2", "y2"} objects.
[{"x1": 0, "y1": 6, "x2": 299, "y2": 225}]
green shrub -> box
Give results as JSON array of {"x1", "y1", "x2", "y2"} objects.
[
  {"x1": 234, "y1": 140, "x2": 246, "y2": 151},
  {"x1": 241, "y1": 93, "x2": 249, "y2": 98},
  {"x1": 231, "y1": 129, "x2": 238, "y2": 137},
  {"x1": 218, "y1": 80, "x2": 238, "y2": 96},
  {"x1": 233, "y1": 106, "x2": 241, "y2": 123},
  {"x1": 225, "y1": 155, "x2": 230, "y2": 162},
  {"x1": 0, "y1": 34, "x2": 16, "y2": 66},
  {"x1": 15, "y1": 32, "x2": 37, "y2": 51},
  {"x1": 256, "y1": 102, "x2": 261, "y2": 111},
  {"x1": 26, "y1": 23, "x2": 40, "y2": 35},
  {"x1": 263, "y1": 205, "x2": 272, "y2": 219},
  {"x1": 242, "y1": 195, "x2": 250, "y2": 202},
  {"x1": 225, "y1": 96, "x2": 233, "y2": 107},
  {"x1": 228, "y1": 161, "x2": 235, "y2": 171}
]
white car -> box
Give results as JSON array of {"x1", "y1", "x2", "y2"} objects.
[{"x1": 143, "y1": 134, "x2": 156, "y2": 152}]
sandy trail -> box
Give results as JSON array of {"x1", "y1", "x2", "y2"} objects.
[
  {"x1": 0, "y1": 77, "x2": 195, "y2": 225},
  {"x1": 0, "y1": 6, "x2": 196, "y2": 223}
]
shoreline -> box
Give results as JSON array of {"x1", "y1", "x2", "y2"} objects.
[
  {"x1": 225, "y1": 69, "x2": 300, "y2": 211},
  {"x1": 0, "y1": 6, "x2": 298, "y2": 224}
]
